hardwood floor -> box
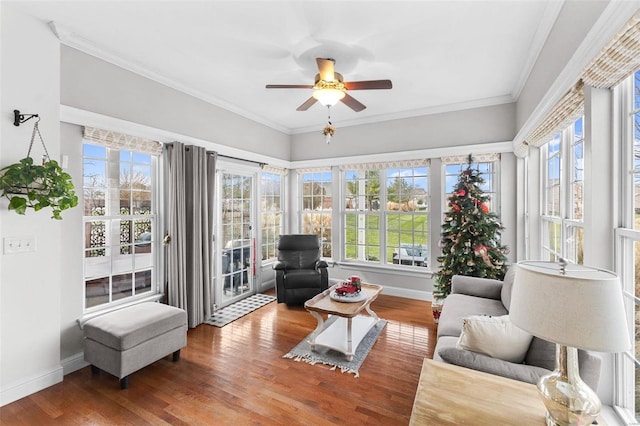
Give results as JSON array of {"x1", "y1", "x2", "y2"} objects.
[{"x1": 0, "y1": 292, "x2": 436, "y2": 425}]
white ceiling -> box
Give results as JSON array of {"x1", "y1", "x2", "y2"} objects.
[{"x1": 13, "y1": 1, "x2": 562, "y2": 134}]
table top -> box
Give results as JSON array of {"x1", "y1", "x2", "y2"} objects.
[
  {"x1": 304, "y1": 283, "x2": 382, "y2": 317},
  {"x1": 409, "y1": 359, "x2": 606, "y2": 425}
]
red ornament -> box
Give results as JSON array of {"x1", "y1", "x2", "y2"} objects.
[
  {"x1": 456, "y1": 189, "x2": 466, "y2": 197},
  {"x1": 480, "y1": 203, "x2": 489, "y2": 213},
  {"x1": 451, "y1": 203, "x2": 461, "y2": 212}
]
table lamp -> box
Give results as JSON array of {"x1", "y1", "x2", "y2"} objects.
[{"x1": 509, "y1": 260, "x2": 631, "y2": 426}]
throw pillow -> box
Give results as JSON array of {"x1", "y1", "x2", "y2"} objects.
[{"x1": 456, "y1": 314, "x2": 533, "y2": 363}]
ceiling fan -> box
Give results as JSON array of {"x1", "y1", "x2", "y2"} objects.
[{"x1": 265, "y1": 58, "x2": 392, "y2": 112}]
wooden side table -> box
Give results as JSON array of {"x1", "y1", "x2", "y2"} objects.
[{"x1": 409, "y1": 359, "x2": 606, "y2": 425}]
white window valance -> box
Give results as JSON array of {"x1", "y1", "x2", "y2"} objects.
[
  {"x1": 339, "y1": 159, "x2": 429, "y2": 171},
  {"x1": 296, "y1": 167, "x2": 331, "y2": 174},
  {"x1": 582, "y1": 11, "x2": 640, "y2": 89},
  {"x1": 441, "y1": 153, "x2": 500, "y2": 165},
  {"x1": 261, "y1": 165, "x2": 288, "y2": 175},
  {"x1": 83, "y1": 126, "x2": 163, "y2": 156}
]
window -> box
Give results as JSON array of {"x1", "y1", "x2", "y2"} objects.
[
  {"x1": 260, "y1": 171, "x2": 283, "y2": 263},
  {"x1": 616, "y1": 69, "x2": 640, "y2": 423},
  {"x1": 540, "y1": 117, "x2": 584, "y2": 263},
  {"x1": 299, "y1": 170, "x2": 332, "y2": 257},
  {"x1": 444, "y1": 158, "x2": 497, "y2": 212},
  {"x1": 343, "y1": 162, "x2": 429, "y2": 267},
  {"x1": 82, "y1": 141, "x2": 158, "y2": 310}
]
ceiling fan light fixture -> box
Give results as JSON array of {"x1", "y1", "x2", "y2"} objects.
[{"x1": 312, "y1": 88, "x2": 345, "y2": 107}]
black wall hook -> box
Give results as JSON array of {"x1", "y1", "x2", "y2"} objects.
[{"x1": 13, "y1": 109, "x2": 39, "y2": 126}]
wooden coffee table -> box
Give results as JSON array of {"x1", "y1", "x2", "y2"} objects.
[{"x1": 303, "y1": 283, "x2": 383, "y2": 361}]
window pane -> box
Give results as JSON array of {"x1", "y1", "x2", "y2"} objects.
[
  {"x1": 85, "y1": 277, "x2": 109, "y2": 308},
  {"x1": 301, "y1": 171, "x2": 332, "y2": 258},
  {"x1": 112, "y1": 273, "x2": 132, "y2": 301}
]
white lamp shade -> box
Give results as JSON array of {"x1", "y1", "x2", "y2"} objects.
[
  {"x1": 312, "y1": 88, "x2": 345, "y2": 106},
  {"x1": 510, "y1": 261, "x2": 631, "y2": 353}
]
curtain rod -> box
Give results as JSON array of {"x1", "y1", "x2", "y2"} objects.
[{"x1": 217, "y1": 153, "x2": 266, "y2": 167}]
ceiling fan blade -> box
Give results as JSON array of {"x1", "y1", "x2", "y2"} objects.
[
  {"x1": 344, "y1": 80, "x2": 393, "y2": 90},
  {"x1": 266, "y1": 84, "x2": 314, "y2": 89},
  {"x1": 341, "y1": 93, "x2": 366, "y2": 112},
  {"x1": 296, "y1": 97, "x2": 318, "y2": 111},
  {"x1": 316, "y1": 58, "x2": 335, "y2": 82}
]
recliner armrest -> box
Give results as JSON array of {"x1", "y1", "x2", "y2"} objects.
[
  {"x1": 316, "y1": 260, "x2": 328, "y2": 269},
  {"x1": 273, "y1": 261, "x2": 288, "y2": 271}
]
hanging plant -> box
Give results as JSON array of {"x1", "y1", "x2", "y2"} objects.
[{"x1": 0, "y1": 118, "x2": 78, "y2": 219}]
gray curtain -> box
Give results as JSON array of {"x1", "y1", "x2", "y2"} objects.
[{"x1": 164, "y1": 142, "x2": 216, "y2": 328}]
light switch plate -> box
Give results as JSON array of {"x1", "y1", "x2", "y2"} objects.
[{"x1": 3, "y1": 236, "x2": 36, "y2": 254}]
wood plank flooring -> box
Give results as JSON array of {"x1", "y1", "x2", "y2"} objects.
[{"x1": 0, "y1": 292, "x2": 436, "y2": 425}]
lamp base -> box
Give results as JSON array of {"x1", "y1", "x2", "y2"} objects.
[{"x1": 538, "y1": 345, "x2": 600, "y2": 426}]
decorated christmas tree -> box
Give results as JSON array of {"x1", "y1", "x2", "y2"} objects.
[{"x1": 434, "y1": 155, "x2": 508, "y2": 300}]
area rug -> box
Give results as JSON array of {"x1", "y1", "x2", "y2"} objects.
[
  {"x1": 283, "y1": 319, "x2": 387, "y2": 378},
  {"x1": 205, "y1": 293, "x2": 276, "y2": 327}
]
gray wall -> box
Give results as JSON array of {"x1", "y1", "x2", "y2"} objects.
[
  {"x1": 291, "y1": 103, "x2": 516, "y2": 161},
  {"x1": 515, "y1": 0, "x2": 608, "y2": 130},
  {"x1": 61, "y1": 46, "x2": 291, "y2": 161},
  {"x1": 59, "y1": 123, "x2": 85, "y2": 361}
]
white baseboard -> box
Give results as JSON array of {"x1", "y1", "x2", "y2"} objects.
[
  {"x1": 381, "y1": 286, "x2": 432, "y2": 301},
  {"x1": 61, "y1": 352, "x2": 88, "y2": 375},
  {"x1": 0, "y1": 365, "x2": 63, "y2": 407}
]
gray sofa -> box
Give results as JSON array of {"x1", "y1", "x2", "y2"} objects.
[{"x1": 433, "y1": 269, "x2": 602, "y2": 390}]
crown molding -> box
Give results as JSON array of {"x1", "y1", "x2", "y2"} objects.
[
  {"x1": 510, "y1": 0, "x2": 565, "y2": 101},
  {"x1": 49, "y1": 22, "x2": 291, "y2": 135}
]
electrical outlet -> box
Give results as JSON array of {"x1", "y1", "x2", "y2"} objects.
[{"x1": 3, "y1": 236, "x2": 36, "y2": 254}]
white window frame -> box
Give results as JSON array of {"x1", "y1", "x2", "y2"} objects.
[
  {"x1": 260, "y1": 170, "x2": 284, "y2": 264},
  {"x1": 613, "y1": 70, "x2": 640, "y2": 423},
  {"x1": 342, "y1": 165, "x2": 429, "y2": 269},
  {"x1": 540, "y1": 117, "x2": 585, "y2": 263},
  {"x1": 82, "y1": 142, "x2": 160, "y2": 313},
  {"x1": 442, "y1": 159, "x2": 499, "y2": 214},
  {"x1": 298, "y1": 169, "x2": 333, "y2": 258}
]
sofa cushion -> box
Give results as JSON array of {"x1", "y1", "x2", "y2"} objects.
[
  {"x1": 437, "y1": 294, "x2": 508, "y2": 338},
  {"x1": 457, "y1": 315, "x2": 533, "y2": 363},
  {"x1": 438, "y1": 347, "x2": 551, "y2": 385},
  {"x1": 501, "y1": 267, "x2": 516, "y2": 311},
  {"x1": 524, "y1": 337, "x2": 556, "y2": 370}
]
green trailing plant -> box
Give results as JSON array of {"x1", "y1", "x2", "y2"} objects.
[
  {"x1": 0, "y1": 157, "x2": 78, "y2": 220},
  {"x1": 433, "y1": 154, "x2": 508, "y2": 300}
]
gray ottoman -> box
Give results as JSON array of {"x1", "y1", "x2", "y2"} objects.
[{"x1": 83, "y1": 302, "x2": 187, "y2": 389}]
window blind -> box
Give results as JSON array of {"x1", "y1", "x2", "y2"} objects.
[
  {"x1": 83, "y1": 126, "x2": 163, "y2": 156},
  {"x1": 441, "y1": 153, "x2": 500, "y2": 165},
  {"x1": 262, "y1": 164, "x2": 288, "y2": 175},
  {"x1": 296, "y1": 167, "x2": 331, "y2": 174},
  {"x1": 338, "y1": 158, "x2": 429, "y2": 171},
  {"x1": 524, "y1": 80, "x2": 585, "y2": 149},
  {"x1": 582, "y1": 12, "x2": 640, "y2": 89}
]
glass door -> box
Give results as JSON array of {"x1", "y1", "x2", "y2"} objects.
[{"x1": 217, "y1": 171, "x2": 254, "y2": 307}]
